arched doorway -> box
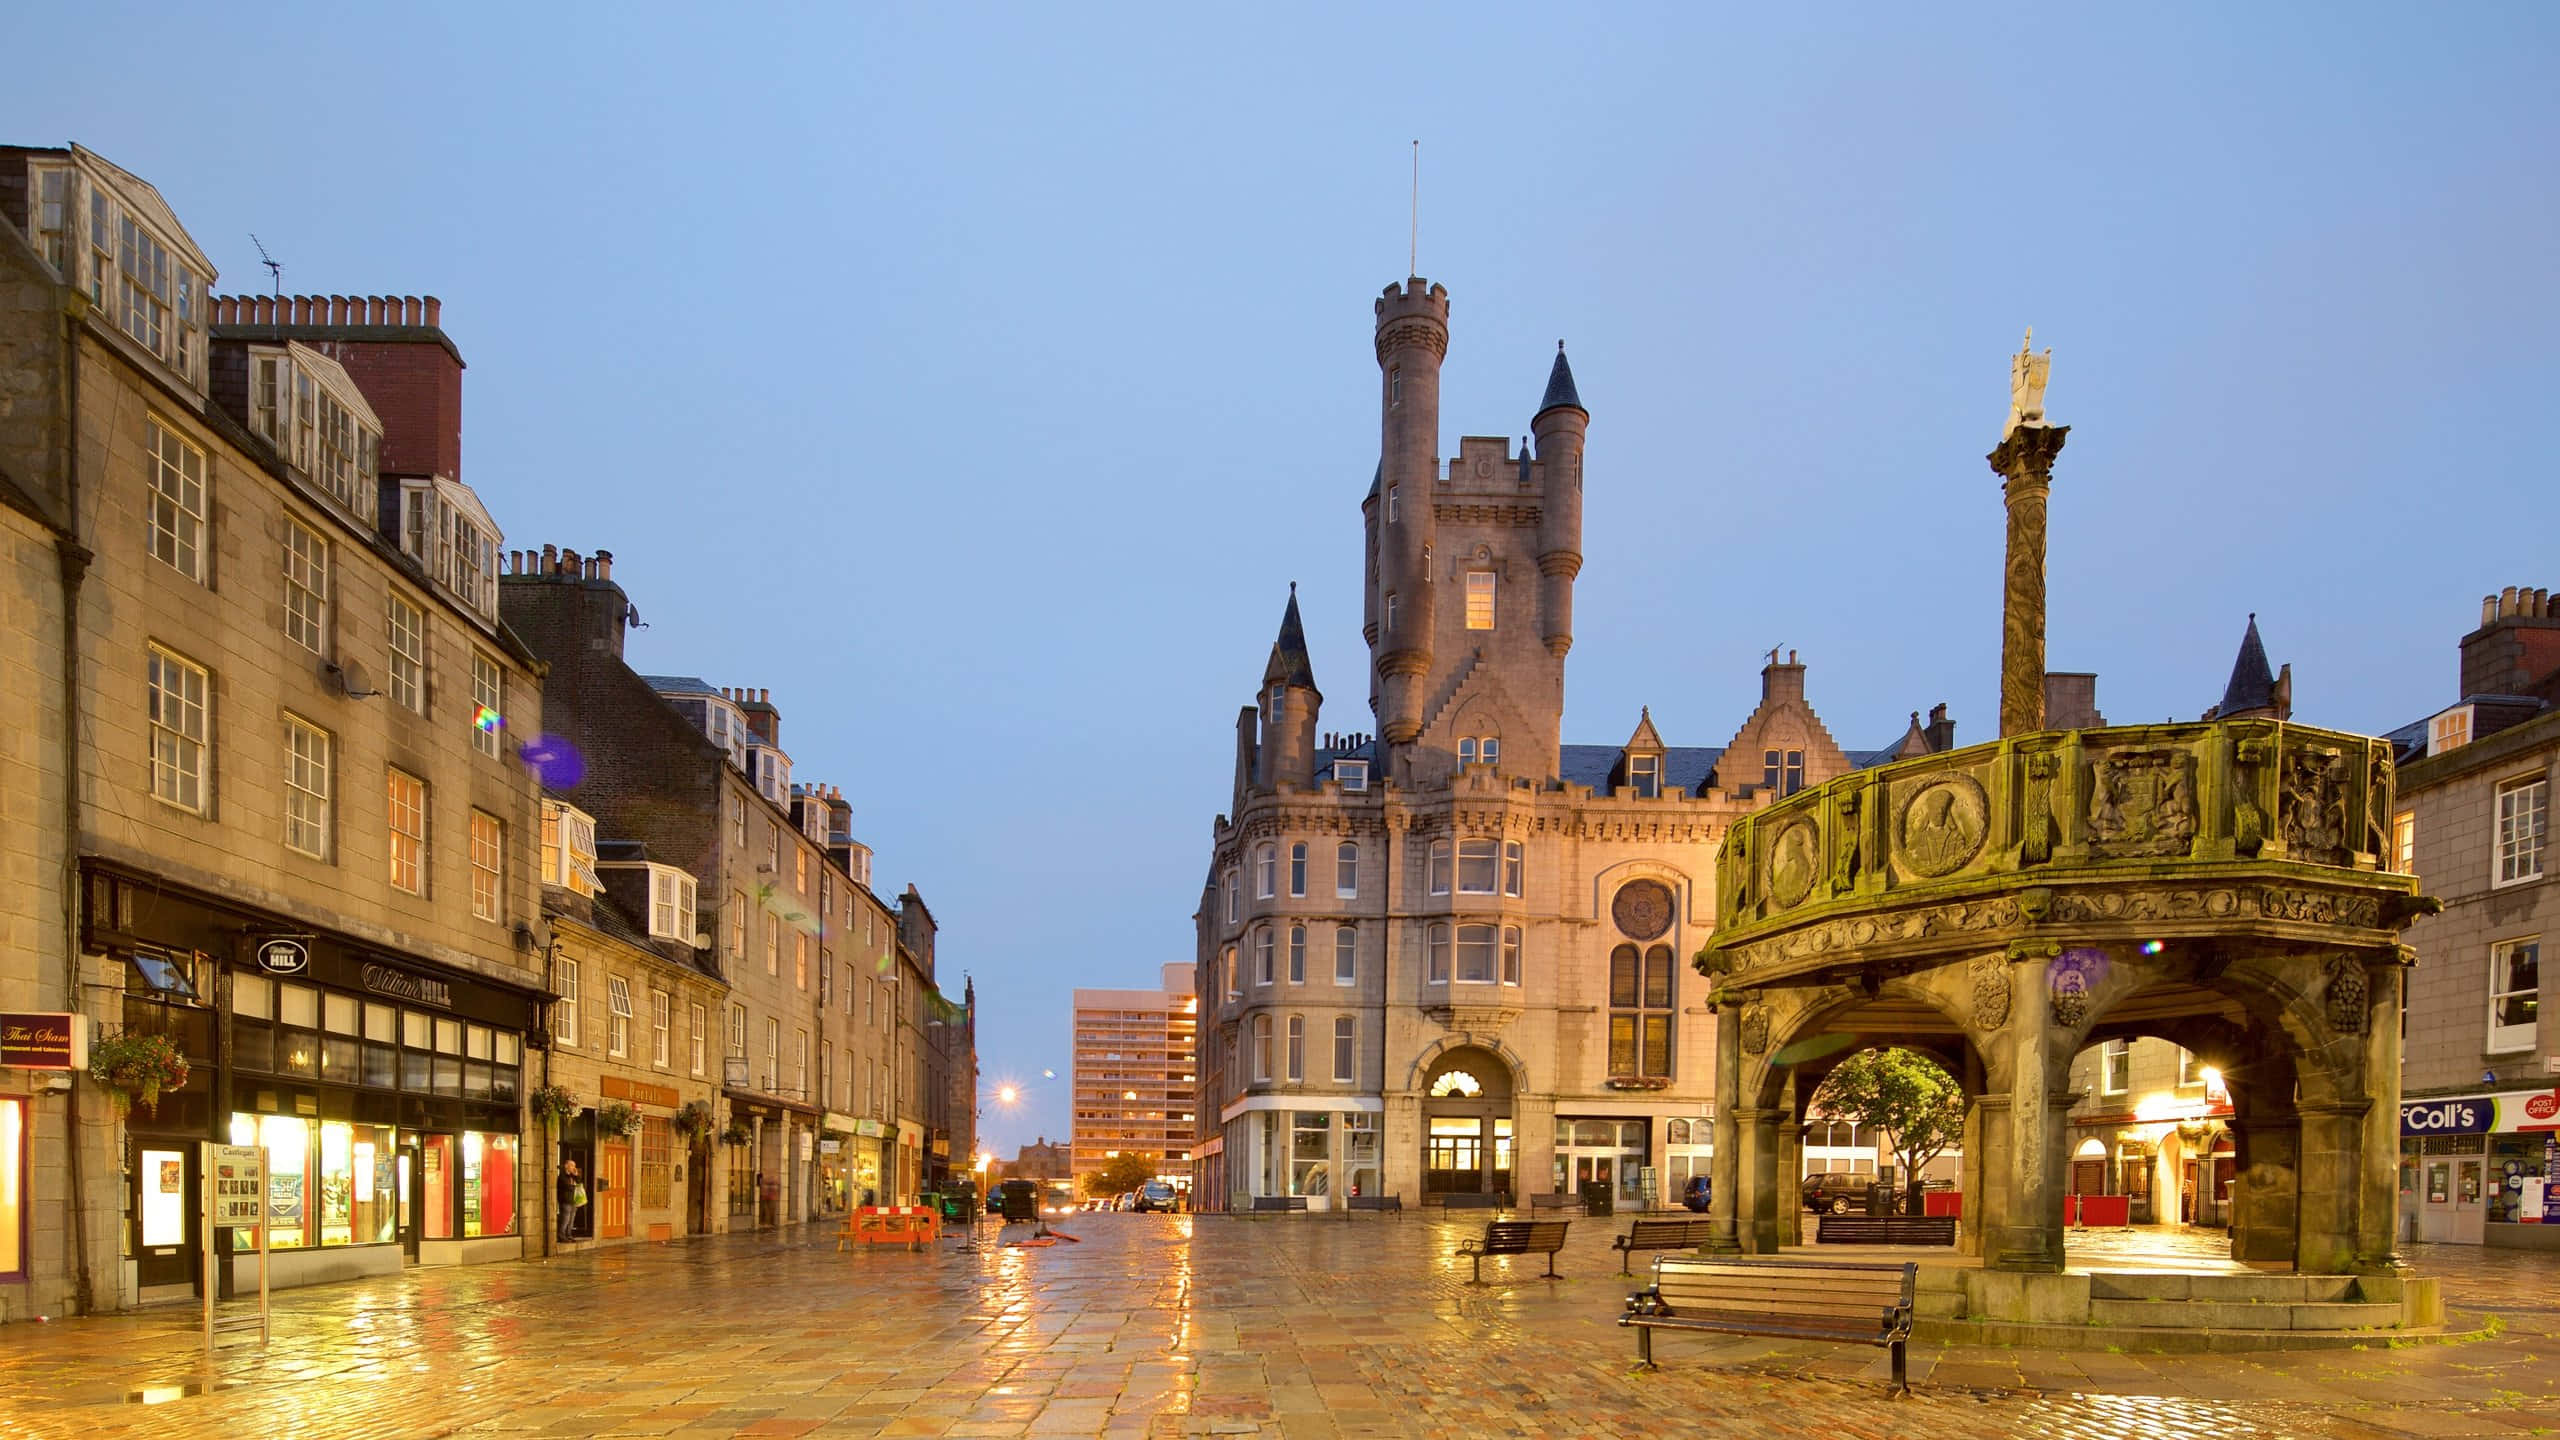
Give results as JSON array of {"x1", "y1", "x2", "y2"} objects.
[{"x1": 1420, "y1": 1048, "x2": 1513, "y2": 1201}]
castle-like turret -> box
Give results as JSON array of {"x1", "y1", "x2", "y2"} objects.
[
  {"x1": 1533, "y1": 344, "x2": 1588, "y2": 659},
  {"x1": 1258, "y1": 585, "x2": 1323, "y2": 789},
  {"x1": 1372, "y1": 277, "x2": 1448, "y2": 744}
]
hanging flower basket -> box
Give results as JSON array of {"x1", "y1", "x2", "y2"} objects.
[
  {"x1": 596, "y1": 1101, "x2": 642, "y2": 1137},
  {"x1": 528, "y1": 1084, "x2": 581, "y2": 1128},
  {"x1": 89, "y1": 1032, "x2": 189, "y2": 1118},
  {"x1": 719, "y1": 1119, "x2": 754, "y2": 1147},
  {"x1": 673, "y1": 1100, "x2": 716, "y2": 1143}
]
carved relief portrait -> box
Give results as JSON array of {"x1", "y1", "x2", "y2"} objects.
[
  {"x1": 1898, "y1": 774, "x2": 1989, "y2": 878},
  {"x1": 1767, "y1": 823, "x2": 1819, "y2": 911}
]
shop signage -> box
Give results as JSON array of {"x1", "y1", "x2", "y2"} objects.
[
  {"x1": 0, "y1": 1011, "x2": 84, "y2": 1070},
  {"x1": 254, "y1": 938, "x2": 311, "y2": 975},
  {"x1": 360, "y1": 962, "x2": 452, "y2": 1008},
  {"x1": 2515, "y1": 1091, "x2": 2560, "y2": 1134},
  {"x1": 207, "y1": 1143, "x2": 265, "y2": 1227},
  {"x1": 2401, "y1": 1096, "x2": 2494, "y2": 1136},
  {"x1": 601, "y1": 1076, "x2": 679, "y2": 1108},
  {"x1": 819, "y1": 1140, "x2": 841, "y2": 1155},
  {"x1": 854, "y1": 1119, "x2": 884, "y2": 1138}
]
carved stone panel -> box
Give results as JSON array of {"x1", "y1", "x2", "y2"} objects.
[
  {"x1": 1971, "y1": 954, "x2": 2012, "y2": 1031},
  {"x1": 2281, "y1": 747, "x2": 2351, "y2": 866},
  {"x1": 2049, "y1": 948, "x2": 2101, "y2": 1030},
  {"x1": 1612, "y1": 879, "x2": 1676, "y2": 941},
  {"x1": 1767, "y1": 821, "x2": 1820, "y2": 912},
  {"x1": 1740, "y1": 1006, "x2": 1770, "y2": 1056},
  {"x1": 2325, "y1": 955, "x2": 2369, "y2": 1036},
  {"x1": 1898, "y1": 773, "x2": 1990, "y2": 878},
  {"x1": 2087, "y1": 747, "x2": 2197, "y2": 858}
]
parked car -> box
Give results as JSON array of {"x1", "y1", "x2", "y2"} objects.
[
  {"x1": 1134, "y1": 1180, "x2": 1179, "y2": 1213},
  {"x1": 1682, "y1": 1175, "x2": 1712, "y2": 1213},
  {"x1": 1115, "y1": 1191, "x2": 1137, "y2": 1211},
  {"x1": 1800, "y1": 1172, "x2": 1868, "y2": 1215}
]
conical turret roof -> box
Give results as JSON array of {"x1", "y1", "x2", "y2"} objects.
[
  {"x1": 2219, "y1": 614, "x2": 2278, "y2": 716},
  {"x1": 1262, "y1": 584, "x2": 1320, "y2": 697},
  {"x1": 1537, "y1": 342, "x2": 1584, "y2": 417}
]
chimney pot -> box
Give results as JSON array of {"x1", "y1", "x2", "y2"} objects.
[
  {"x1": 2503, "y1": 586, "x2": 2521, "y2": 618},
  {"x1": 596, "y1": 549, "x2": 612, "y2": 580},
  {"x1": 424, "y1": 296, "x2": 441, "y2": 327},
  {"x1": 542, "y1": 543, "x2": 559, "y2": 573}
]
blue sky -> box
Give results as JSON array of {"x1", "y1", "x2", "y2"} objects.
[{"x1": 14, "y1": 4, "x2": 2553, "y2": 1152}]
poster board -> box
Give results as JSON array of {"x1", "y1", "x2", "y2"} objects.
[{"x1": 210, "y1": 1145, "x2": 264, "y2": 1227}]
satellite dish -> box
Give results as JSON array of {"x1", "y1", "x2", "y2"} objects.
[{"x1": 330, "y1": 658, "x2": 379, "y2": 699}]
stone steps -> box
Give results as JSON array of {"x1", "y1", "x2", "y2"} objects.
[
  {"x1": 2087, "y1": 1271, "x2": 2357, "y2": 1304},
  {"x1": 2087, "y1": 1297, "x2": 2397, "y2": 1330}
]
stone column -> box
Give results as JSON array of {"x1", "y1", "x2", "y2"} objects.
[
  {"x1": 1990, "y1": 957, "x2": 2068, "y2": 1272},
  {"x1": 1970, "y1": 1093, "x2": 2010, "y2": 1258},
  {"x1": 2228, "y1": 1115, "x2": 2301, "y2": 1265},
  {"x1": 1736, "y1": 1107, "x2": 1782, "y2": 1252},
  {"x1": 1385, "y1": 1094, "x2": 1422, "y2": 1205},
  {"x1": 2296, "y1": 1099, "x2": 2369, "y2": 1274},
  {"x1": 1987, "y1": 424, "x2": 2069, "y2": 739},
  {"x1": 2358, "y1": 958, "x2": 2408, "y2": 1270},
  {"x1": 1777, "y1": 1117, "x2": 1806, "y2": 1247},
  {"x1": 1516, "y1": 1094, "x2": 1556, "y2": 1207},
  {"x1": 1709, "y1": 1004, "x2": 1743, "y2": 1253}
]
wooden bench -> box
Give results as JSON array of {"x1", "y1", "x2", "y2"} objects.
[
  {"x1": 1528, "y1": 1193, "x2": 1586, "y2": 1216},
  {"x1": 1610, "y1": 1216, "x2": 1717, "y2": 1273},
  {"x1": 1249, "y1": 1195, "x2": 1308, "y2": 1213},
  {"x1": 1454, "y1": 1219, "x2": 1570, "y2": 1283},
  {"x1": 1344, "y1": 1194, "x2": 1402, "y2": 1216},
  {"x1": 1813, "y1": 1214, "x2": 1956, "y2": 1246},
  {"x1": 1437, "y1": 1191, "x2": 1504, "y2": 1210},
  {"x1": 1622, "y1": 1256, "x2": 1916, "y2": 1393}
]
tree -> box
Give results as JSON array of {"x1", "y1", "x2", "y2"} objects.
[
  {"x1": 1082, "y1": 1152, "x2": 1158, "y2": 1200},
  {"x1": 1809, "y1": 1047, "x2": 1965, "y2": 1214}
]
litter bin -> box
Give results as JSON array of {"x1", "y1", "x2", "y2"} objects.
[
  {"x1": 1579, "y1": 1181, "x2": 1614, "y2": 1217},
  {"x1": 997, "y1": 1179, "x2": 1040, "y2": 1223}
]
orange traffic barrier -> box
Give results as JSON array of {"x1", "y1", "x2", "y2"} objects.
[{"x1": 846, "y1": 1205, "x2": 941, "y2": 1251}]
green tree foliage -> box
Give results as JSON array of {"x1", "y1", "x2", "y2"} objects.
[
  {"x1": 1810, "y1": 1047, "x2": 1965, "y2": 1212},
  {"x1": 1081, "y1": 1151, "x2": 1159, "y2": 1199}
]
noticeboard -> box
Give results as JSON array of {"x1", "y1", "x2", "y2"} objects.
[{"x1": 208, "y1": 1143, "x2": 265, "y2": 1227}]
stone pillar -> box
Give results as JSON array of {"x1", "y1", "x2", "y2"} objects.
[
  {"x1": 1709, "y1": 1005, "x2": 1743, "y2": 1253},
  {"x1": 1516, "y1": 1095, "x2": 1556, "y2": 1206},
  {"x1": 1777, "y1": 1117, "x2": 1805, "y2": 1247},
  {"x1": 2358, "y1": 959, "x2": 2408, "y2": 1270},
  {"x1": 1384, "y1": 1094, "x2": 1422, "y2": 1205},
  {"x1": 2296, "y1": 1100, "x2": 2369, "y2": 1274},
  {"x1": 2228, "y1": 1115, "x2": 2301, "y2": 1265},
  {"x1": 1989, "y1": 958, "x2": 2068, "y2": 1271},
  {"x1": 1956, "y1": 1095, "x2": 1987, "y2": 1257},
  {"x1": 1736, "y1": 1107, "x2": 1783, "y2": 1253},
  {"x1": 1987, "y1": 424, "x2": 2069, "y2": 739}
]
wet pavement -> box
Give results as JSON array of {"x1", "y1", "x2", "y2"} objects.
[{"x1": 3, "y1": 1212, "x2": 2558, "y2": 1438}]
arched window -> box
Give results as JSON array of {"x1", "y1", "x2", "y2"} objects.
[
  {"x1": 1255, "y1": 927, "x2": 1275, "y2": 986},
  {"x1": 1426, "y1": 839, "x2": 1451, "y2": 896},
  {"x1": 1481, "y1": 737, "x2": 1500, "y2": 768},
  {"x1": 1501, "y1": 925, "x2": 1522, "y2": 986},
  {"x1": 1426, "y1": 923, "x2": 1450, "y2": 983},
  {"x1": 1254, "y1": 844, "x2": 1277, "y2": 899},
  {"x1": 1608, "y1": 944, "x2": 1677, "y2": 1079},
  {"x1": 1334, "y1": 925, "x2": 1357, "y2": 985},
  {"x1": 1458, "y1": 738, "x2": 1477, "y2": 765},
  {"x1": 1428, "y1": 1069, "x2": 1481, "y2": 1098},
  {"x1": 1456, "y1": 924, "x2": 1496, "y2": 983},
  {"x1": 1289, "y1": 842, "x2": 1307, "y2": 897},
  {"x1": 1224, "y1": 868, "x2": 1239, "y2": 924},
  {"x1": 1252, "y1": 1015, "x2": 1272, "y2": 1081},
  {"x1": 1286, "y1": 1016, "x2": 1305, "y2": 1081},
  {"x1": 1336, "y1": 842, "x2": 1359, "y2": 898},
  {"x1": 1287, "y1": 924, "x2": 1306, "y2": 984},
  {"x1": 1457, "y1": 838, "x2": 1499, "y2": 894}
]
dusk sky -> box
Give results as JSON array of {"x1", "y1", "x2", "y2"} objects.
[{"x1": 16, "y1": 4, "x2": 2553, "y2": 1153}]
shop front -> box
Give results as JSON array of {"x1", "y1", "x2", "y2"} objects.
[
  {"x1": 1220, "y1": 1098, "x2": 1382, "y2": 1210},
  {"x1": 2399, "y1": 1089, "x2": 2560, "y2": 1248},
  {"x1": 846, "y1": 1118, "x2": 887, "y2": 1207},
  {"x1": 84, "y1": 864, "x2": 540, "y2": 1295}
]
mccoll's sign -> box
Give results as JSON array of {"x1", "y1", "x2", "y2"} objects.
[{"x1": 2399, "y1": 1090, "x2": 2560, "y2": 1137}]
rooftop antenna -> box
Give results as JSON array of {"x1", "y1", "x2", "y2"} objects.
[
  {"x1": 249, "y1": 234, "x2": 283, "y2": 300},
  {"x1": 1409, "y1": 141, "x2": 1420, "y2": 277}
]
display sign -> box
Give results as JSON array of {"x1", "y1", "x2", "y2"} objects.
[
  {"x1": 255, "y1": 938, "x2": 310, "y2": 975},
  {"x1": 208, "y1": 1144, "x2": 265, "y2": 1227},
  {"x1": 2515, "y1": 1091, "x2": 2560, "y2": 1134},
  {"x1": 0, "y1": 1012, "x2": 84, "y2": 1070},
  {"x1": 2401, "y1": 1096, "x2": 2494, "y2": 1136},
  {"x1": 360, "y1": 962, "x2": 452, "y2": 1008}
]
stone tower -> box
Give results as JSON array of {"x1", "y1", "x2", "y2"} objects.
[
  {"x1": 1363, "y1": 278, "x2": 1589, "y2": 784},
  {"x1": 1258, "y1": 585, "x2": 1322, "y2": 789}
]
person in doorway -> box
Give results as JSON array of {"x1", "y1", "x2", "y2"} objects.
[{"x1": 557, "y1": 1158, "x2": 585, "y2": 1242}]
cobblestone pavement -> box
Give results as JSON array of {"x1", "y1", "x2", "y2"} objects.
[{"x1": 5, "y1": 1214, "x2": 2559, "y2": 1439}]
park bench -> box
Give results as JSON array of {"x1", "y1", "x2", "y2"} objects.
[
  {"x1": 1813, "y1": 1214, "x2": 1956, "y2": 1246},
  {"x1": 1344, "y1": 1194, "x2": 1403, "y2": 1216},
  {"x1": 1610, "y1": 1216, "x2": 1718, "y2": 1273},
  {"x1": 1621, "y1": 1255, "x2": 1916, "y2": 1393},
  {"x1": 1528, "y1": 1192, "x2": 1585, "y2": 1216},
  {"x1": 1454, "y1": 1219, "x2": 1570, "y2": 1283},
  {"x1": 1249, "y1": 1195, "x2": 1308, "y2": 1213},
  {"x1": 1438, "y1": 1191, "x2": 1504, "y2": 1210}
]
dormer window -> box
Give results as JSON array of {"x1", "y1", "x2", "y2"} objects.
[
  {"x1": 396, "y1": 477, "x2": 502, "y2": 622},
  {"x1": 26, "y1": 153, "x2": 213, "y2": 386},
  {"x1": 2430, "y1": 707, "x2": 2472, "y2": 756},
  {"x1": 1760, "y1": 748, "x2": 1806, "y2": 796},
  {"x1": 1335, "y1": 760, "x2": 1369, "y2": 792},
  {"x1": 540, "y1": 799, "x2": 601, "y2": 897},
  {"x1": 647, "y1": 866, "x2": 700, "y2": 944},
  {"x1": 247, "y1": 345, "x2": 380, "y2": 521},
  {"x1": 1630, "y1": 754, "x2": 1662, "y2": 799}
]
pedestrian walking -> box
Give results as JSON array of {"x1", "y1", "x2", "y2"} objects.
[{"x1": 557, "y1": 1158, "x2": 585, "y2": 1242}]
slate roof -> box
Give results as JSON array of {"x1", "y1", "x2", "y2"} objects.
[
  {"x1": 1263, "y1": 587, "x2": 1319, "y2": 694},
  {"x1": 2219, "y1": 615, "x2": 2279, "y2": 716},
  {"x1": 640, "y1": 674, "x2": 717, "y2": 695},
  {"x1": 1538, "y1": 344, "x2": 1584, "y2": 416}
]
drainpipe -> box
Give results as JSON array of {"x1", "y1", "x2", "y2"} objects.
[
  {"x1": 541, "y1": 935, "x2": 558, "y2": 1260},
  {"x1": 56, "y1": 289, "x2": 96, "y2": 1315}
]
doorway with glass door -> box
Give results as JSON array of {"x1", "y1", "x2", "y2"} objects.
[{"x1": 131, "y1": 1137, "x2": 198, "y2": 1303}]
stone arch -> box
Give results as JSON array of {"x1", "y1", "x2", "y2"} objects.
[
  {"x1": 1589, "y1": 857, "x2": 1700, "y2": 940},
  {"x1": 1743, "y1": 969, "x2": 1995, "y2": 1113},
  {"x1": 1403, "y1": 1034, "x2": 1529, "y2": 1097}
]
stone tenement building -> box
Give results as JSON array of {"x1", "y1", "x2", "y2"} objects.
[
  {"x1": 1191, "y1": 276, "x2": 1962, "y2": 1212},
  {"x1": 0, "y1": 144, "x2": 546, "y2": 1318},
  {"x1": 2393, "y1": 585, "x2": 2558, "y2": 1247}
]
